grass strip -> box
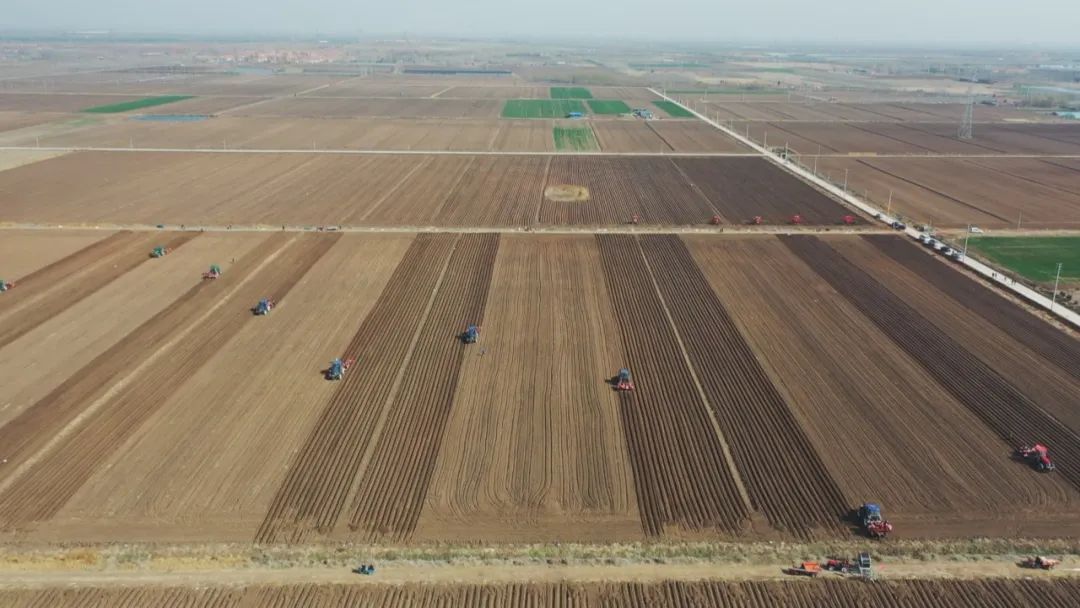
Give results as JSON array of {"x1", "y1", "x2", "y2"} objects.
[
  {"x1": 553, "y1": 126, "x2": 599, "y2": 151},
  {"x1": 550, "y1": 87, "x2": 593, "y2": 99},
  {"x1": 653, "y1": 100, "x2": 695, "y2": 118},
  {"x1": 81, "y1": 96, "x2": 194, "y2": 114},
  {"x1": 502, "y1": 99, "x2": 587, "y2": 119},
  {"x1": 968, "y1": 236, "x2": 1080, "y2": 283},
  {"x1": 586, "y1": 100, "x2": 631, "y2": 115}
]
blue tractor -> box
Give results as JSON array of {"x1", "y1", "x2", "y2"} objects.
[
  {"x1": 325, "y1": 357, "x2": 355, "y2": 381},
  {"x1": 0, "y1": 279, "x2": 11, "y2": 293},
  {"x1": 857, "y1": 503, "x2": 893, "y2": 538},
  {"x1": 615, "y1": 368, "x2": 635, "y2": 391},
  {"x1": 253, "y1": 298, "x2": 274, "y2": 316},
  {"x1": 461, "y1": 324, "x2": 480, "y2": 344}
]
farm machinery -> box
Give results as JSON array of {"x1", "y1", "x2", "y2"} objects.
[
  {"x1": 789, "y1": 214, "x2": 804, "y2": 225},
  {"x1": 0, "y1": 279, "x2": 12, "y2": 293},
  {"x1": 1019, "y1": 556, "x2": 1060, "y2": 570},
  {"x1": 253, "y1": 298, "x2": 275, "y2": 316},
  {"x1": 857, "y1": 503, "x2": 893, "y2": 538},
  {"x1": 461, "y1": 324, "x2": 480, "y2": 344},
  {"x1": 325, "y1": 357, "x2": 355, "y2": 381},
  {"x1": 614, "y1": 368, "x2": 635, "y2": 391},
  {"x1": 841, "y1": 215, "x2": 857, "y2": 225},
  {"x1": 1015, "y1": 444, "x2": 1055, "y2": 472},
  {"x1": 202, "y1": 264, "x2": 222, "y2": 280},
  {"x1": 629, "y1": 214, "x2": 640, "y2": 225},
  {"x1": 710, "y1": 215, "x2": 723, "y2": 225},
  {"x1": 783, "y1": 561, "x2": 821, "y2": 577},
  {"x1": 749, "y1": 215, "x2": 763, "y2": 225},
  {"x1": 150, "y1": 246, "x2": 171, "y2": 258}
]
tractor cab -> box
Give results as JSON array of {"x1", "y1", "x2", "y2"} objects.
[
  {"x1": 326, "y1": 357, "x2": 355, "y2": 381},
  {"x1": 462, "y1": 324, "x2": 480, "y2": 344},
  {"x1": 253, "y1": 298, "x2": 274, "y2": 316},
  {"x1": 0, "y1": 279, "x2": 11, "y2": 292},
  {"x1": 858, "y1": 502, "x2": 893, "y2": 538},
  {"x1": 150, "y1": 246, "x2": 169, "y2": 258},
  {"x1": 615, "y1": 368, "x2": 635, "y2": 391}
]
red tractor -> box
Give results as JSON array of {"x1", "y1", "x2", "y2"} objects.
[
  {"x1": 710, "y1": 215, "x2": 723, "y2": 225},
  {"x1": 841, "y1": 215, "x2": 857, "y2": 225},
  {"x1": 749, "y1": 215, "x2": 763, "y2": 225},
  {"x1": 629, "y1": 214, "x2": 640, "y2": 225},
  {"x1": 1019, "y1": 556, "x2": 1060, "y2": 570},
  {"x1": 614, "y1": 368, "x2": 635, "y2": 391},
  {"x1": 789, "y1": 214, "x2": 804, "y2": 225},
  {"x1": 1015, "y1": 444, "x2": 1055, "y2": 472}
]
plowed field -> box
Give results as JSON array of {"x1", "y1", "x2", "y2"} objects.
[
  {"x1": 416, "y1": 236, "x2": 640, "y2": 542},
  {"x1": 44, "y1": 235, "x2": 414, "y2": 542},
  {"x1": 3, "y1": 578, "x2": 1077, "y2": 607},
  {"x1": 0, "y1": 153, "x2": 854, "y2": 227},
  {"x1": 811, "y1": 157, "x2": 1080, "y2": 228}
]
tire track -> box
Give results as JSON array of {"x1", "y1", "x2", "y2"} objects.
[
  {"x1": 640, "y1": 235, "x2": 847, "y2": 537},
  {"x1": 0, "y1": 231, "x2": 197, "y2": 350},
  {"x1": 596, "y1": 234, "x2": 750, "y2": 537},
  {"x1": 0, "y1": 232, "x2": 293, "y2": 490},
  {"x1": 348, "y1": 233, "x2": 499, "y2": 541},
  {"x1": 781, "y1": 235, "x2": 1080, "y2": 492},
  {"x1": 864, "y1": 235, "x2": 1080, "y2": 382},
  {"x1": 0, "y1": 233, "x2": 337, "y2": 527},
  {"x1": 256, "y1": 234, "x2": 459, "y2": 543}
]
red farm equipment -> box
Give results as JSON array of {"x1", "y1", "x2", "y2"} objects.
[
  {"x1": 202, "y1": 264, "x2": 222, "y2": 280},
  {"x1": 1015, "y1": 444, "x2": 1055, "y2": 472}
]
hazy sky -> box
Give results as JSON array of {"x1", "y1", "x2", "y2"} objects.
[{"x1": 4, "y1": 1, "x2": 1079, "y2": 46}]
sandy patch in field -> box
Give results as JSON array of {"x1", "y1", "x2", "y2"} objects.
[{"x1": 544, "y1": 184, "x2": 589, "y2": 202}]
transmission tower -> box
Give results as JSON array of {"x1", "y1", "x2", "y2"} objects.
[{"x1": 958, "y1": 100, "x2": 974, "y2": 140}]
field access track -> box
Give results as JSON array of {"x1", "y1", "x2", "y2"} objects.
[
  {"x1": 640, "y1": 236, "x2": 847, "y2": 538},
  {"x1": 596, "y1": 235, "x2": 749, "y2": 537},
  {"x1": 4, "y1": 578, "x2": 1079, "y2": 607},
  {"x1": 0, "y1": 231, "x2": 194, "y2": 350},
  {"x1": 349, "y1": 234, "x2": 499, "y2": 541},
  {"x1": 781, "y1": 236, "x2": 1080, "y2": 492},
  {"x1": 0, "y1": 233, "x2": 337, "y2": 528},
  {"x1": 256, "y1": 234, "x2": 458, "y2": 543}
]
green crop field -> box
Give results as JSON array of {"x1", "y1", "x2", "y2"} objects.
[
  {"x1": 81, "y1": 96, "x2": 195, "y2": 114},
  {"x1": 968, "y1": 237, "x2": 1080, "y2": 283},
  {"x1": 653, "y1": 100, "x2": 695, "y2": 118},
  {"x1": 502, "y1": 99, "x2": 587, "y2": 119},
  {"x1": 553, "y1": 126, "x2": 599, "y2": 151},
  {"x1": 586, "y1": 100, "x2": 631, "y2": 115},
  {"x1": 550, "y1": 87, "x2": 593, "y2": 99}
]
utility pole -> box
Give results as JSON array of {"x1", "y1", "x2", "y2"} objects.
[
  {"x1": 962, "y1": 224, "x2": 971, "y2": 259},
  {"x1": 1051, "y1": 262, "x2": 1063, "y2": 312},
  {"x1": 887, "y1": 189, "x2": 893, "y2": 216},
  {"x1": 1017, "y1": 211, "x2": 1022, "y2": 230},
  {"x1": 843, "y1": 168, "x2": 849, "y2": 192}
]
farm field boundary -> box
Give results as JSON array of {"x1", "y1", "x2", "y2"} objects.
[
  {"x1": 0, "y1": 232, "x2": 292, "y2": 493},
  {"x1": 0, "y1": 231, "x2": 195, "y2": 350},
  {"x1": 349, "y1": 234, "x2": 500, "y2": 541},
  {"x1": 782, "y1": 235, "x2": 1080, "y2": 492},
  {"x1": 966, "y1": 236, "x2": 1080, "y2": 283},
  {"x1": 2, "y1": 578, "x2": 1078, "y2": 607},
  {"x1": 596, "y1": 234, "x2": 751, "y2": 537},
  {"x1": 640, "y1": 235, "x2": 848, "y2": 538},
  {"x1": 0, "y1": 234, "x2": 338, "y2": 529},
  {"x1": 256, "y1": 234, "x2": 459, "y2": 543}
]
